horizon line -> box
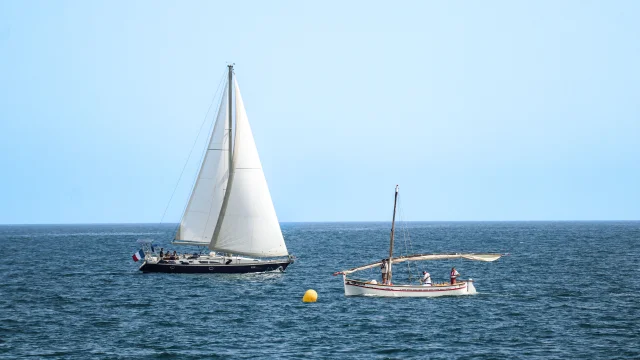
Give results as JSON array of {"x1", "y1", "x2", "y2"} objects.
[{"x1": 0, "y1": 219, "x2": 638, "y2": 226}]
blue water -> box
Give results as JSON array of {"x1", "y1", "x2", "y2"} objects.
[{"x1": 1, "y1": 222, "x2": 639, "y2": 359}]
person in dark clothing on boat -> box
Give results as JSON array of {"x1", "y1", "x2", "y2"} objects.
[
  {"x1": 159, "y1": 248, "x2": 164, "y2": 258},
  {"x1": 381, "y1": 259, "x2": 389, "y2": 284}
]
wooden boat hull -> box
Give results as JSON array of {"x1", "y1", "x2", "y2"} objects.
[
  {"x1": 139, "y1": 260, "x2": 291, "y2": 274},
  {"x1": 343, "y1": 275, "x2": 476, "y2": 297}
]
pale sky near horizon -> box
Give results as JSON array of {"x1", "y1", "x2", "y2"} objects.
[{"x1": 0, "y1": 1, "x2": 639, "y2": 224}]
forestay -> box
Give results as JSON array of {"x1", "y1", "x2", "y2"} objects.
[
  {"x1": 174, "y1": 84, "x2": 230, "y2": 245},
  {"x1": 209, "y1": 80, "x2": 288, "y2": 257},
  {"x1": 340, "y1": 253, "x2": 503, "y2": 275}
]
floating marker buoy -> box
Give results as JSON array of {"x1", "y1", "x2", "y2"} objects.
[{"x1": 302, "y1": 289, "x2": 318, "y2": 303}]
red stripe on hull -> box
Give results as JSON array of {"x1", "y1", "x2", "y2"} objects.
[{"x1": 346, "y1": 281, "x2": 466, "y2": 292}]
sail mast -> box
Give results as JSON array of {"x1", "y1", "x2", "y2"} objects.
[
  {"x1": 388, "y1": 185, "x2": 399, "y2": 284},
  {"x1": 227, "y1": 64, "x2": 234, "y2": 171},
  {"x1": 210, "y1": 64, "x2": 235, "y2": 249},
  {"x1": 210, "y1": 64, "x2": 236, "y2": 250}
]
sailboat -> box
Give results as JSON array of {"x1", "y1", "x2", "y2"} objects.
[
  {"x1": 139, "y1": 65, "x2": 294, "y2": 273},
  {"x1": 334, "y1": 185, "x2": 501, "y2": 297}
]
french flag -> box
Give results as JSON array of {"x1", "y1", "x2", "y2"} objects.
[{"x1": 132, "y1": 249, "x2": 145, "y2": 262}]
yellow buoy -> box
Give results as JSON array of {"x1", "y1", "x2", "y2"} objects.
[{"x1": 302, "y1": 289, "x2": 318, "y2": 303}]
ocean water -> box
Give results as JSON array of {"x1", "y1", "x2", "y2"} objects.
[{"x1": 1, "y1": 221, "x2": 639, "y2": 359}]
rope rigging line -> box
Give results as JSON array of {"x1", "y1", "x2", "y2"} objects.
[
  {"x1": 160, "y1": 70, "x2": 228, "y2": 229},
  {"x1": 397, "y1": 195, "x2": 416, "y2": 283}
]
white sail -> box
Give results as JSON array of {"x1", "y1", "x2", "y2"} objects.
[
  {"x1": 209, "y1": 80, "x2": 288, "y2": 257},
  {"x1": 175, "y1": 84, "x2": 230, "y2": 244}
]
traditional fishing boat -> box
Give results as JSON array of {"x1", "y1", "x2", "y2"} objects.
[
  {"x1": 138, "y1": 65, "x2": 294, "y2": 273},
  {"x1": 334, "y1": 185, "x2": 501, "y2": 297}
]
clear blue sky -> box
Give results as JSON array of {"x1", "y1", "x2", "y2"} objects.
[{"x1": 1, "y1": 1, "x2": 638, "y2": 224}]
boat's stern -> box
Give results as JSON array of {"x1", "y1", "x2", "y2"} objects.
[
  {"x1": 466, "y1": 279, "x2": 477, "y2": 295},
  {"x1": 138, "y1": 257, "x2": 155, "y2": 271}
]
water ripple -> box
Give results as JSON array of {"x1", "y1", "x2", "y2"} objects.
[{"x1": 0, "y1": 222, "x2": 639, "y2": 359}]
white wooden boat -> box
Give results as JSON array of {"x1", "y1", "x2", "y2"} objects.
[
  {"x1": 334, "y1": 186, "x2": 502, "y2": 297},
  {"x1": 342, "y1": 277, "x2": 475, "y2": 297}
]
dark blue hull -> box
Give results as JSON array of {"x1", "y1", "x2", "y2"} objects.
[{"x1": 139, "y1": 260, "x2": 291, "y2": 274}]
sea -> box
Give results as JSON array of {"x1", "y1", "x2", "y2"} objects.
[{"x1": 1, "y1": 221, "x2": 639, "y2": 359}]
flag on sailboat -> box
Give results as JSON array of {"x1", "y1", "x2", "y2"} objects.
[{"x1": 132, "y1": 249, "x2": 145, "y2": 262}]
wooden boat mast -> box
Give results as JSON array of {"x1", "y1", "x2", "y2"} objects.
[{"x1": 388, "y1": 185, "x2": 399, "y2": 283}]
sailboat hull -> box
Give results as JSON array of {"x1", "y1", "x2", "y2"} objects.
[
  {"x1": 139, "y1": 260, "x2": 292, "y2": 274},
  {"x1": 343, "y1": 276, "x2": 477, "y2": 297}
]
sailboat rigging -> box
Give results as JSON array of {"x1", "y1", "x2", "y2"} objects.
[
  {"x1": 138, "y1": 65, "x2": 294, "y2": 273},
  {"x1": 334, "y1": 185, "x2": 501, "y2": 297}
]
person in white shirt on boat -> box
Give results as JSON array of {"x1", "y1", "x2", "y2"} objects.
[
  {"x1": 381, "y1": 259, "x2": 389, "y2": 284},
  {"x1": 450, "y1": 267, "x2": 460, "y2": 285},
  {"x1": 420, "y1": 271, "x2": 432, "y2": 286}
]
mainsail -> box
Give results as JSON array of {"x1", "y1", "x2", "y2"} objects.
[
  {"x1": 210, "y1": 80, "x2": 288, "y2": 257},
  {"x1": 174, "y1": 84, "x2": 230, "y2": 245}
]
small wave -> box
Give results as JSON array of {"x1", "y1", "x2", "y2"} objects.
[{"x1": 5, "y1": 232, "x2": 164, "y2": 238}]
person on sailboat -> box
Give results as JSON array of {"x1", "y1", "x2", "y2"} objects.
[
  {"x1": 381, "y1": 259, "x2": 389, "y2": 284},
  {"x1": 450, "y1": 267, "x2": 460, "y2": 285},
  {"x1": 420, "y1": 271, "x2": 432, "y2": 286}
]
